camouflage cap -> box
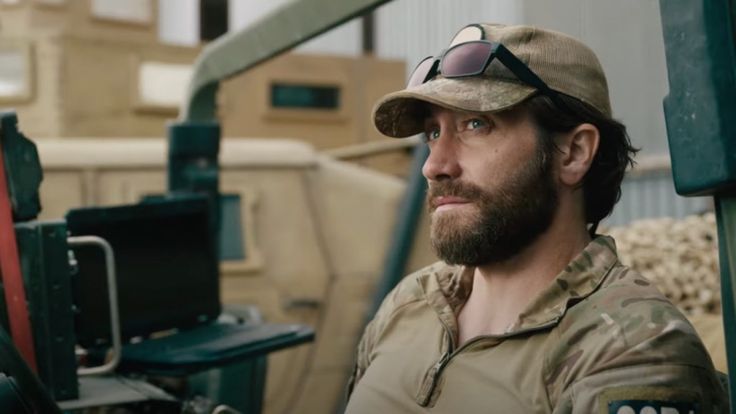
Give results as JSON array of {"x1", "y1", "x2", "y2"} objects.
[{"x1": 373, "y1": 23, "x2": 612, "y2": 138}]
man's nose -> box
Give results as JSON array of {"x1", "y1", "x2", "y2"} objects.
[{"x1": 422, "y1": 134, "x2": 461, "y2": 181}]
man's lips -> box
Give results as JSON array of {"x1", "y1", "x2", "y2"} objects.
[{"x1": 431, "y1": 196, "x2": 471, "y2": 211}]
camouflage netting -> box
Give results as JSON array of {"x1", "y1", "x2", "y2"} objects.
[{"x1": 604, "y1": 213, "x2": 721, "y2": 316}]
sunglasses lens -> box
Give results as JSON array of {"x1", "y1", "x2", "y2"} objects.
[
  {"x1": 407, "y1": 57, "x2": 435, "y2": 87},
  {"x1": 441, "y1": 42, "x2": 493, "y2": 77},
  {"x1": 448, "y1": 25, "x2": 484, "y2": 48}
]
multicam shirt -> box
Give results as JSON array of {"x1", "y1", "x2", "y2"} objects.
[{"x1": 345, "y1": 236, "x2": 728, "y2": 413}]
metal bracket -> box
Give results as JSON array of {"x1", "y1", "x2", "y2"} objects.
[{"x1": 68, "y1": 236, "x2": 122, "y2": 376}]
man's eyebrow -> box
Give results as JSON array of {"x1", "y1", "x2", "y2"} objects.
[{"x1": 422, "y1": 116, "x2": 438, "y2": 128}]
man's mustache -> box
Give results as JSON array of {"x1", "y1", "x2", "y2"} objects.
[{"x1": 426, "y1": 181, "x2": 485, "y2": 210}]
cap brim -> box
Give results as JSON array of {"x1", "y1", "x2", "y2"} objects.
[{"x1": 373, "y1": 77, "x2": 537, "y2": 138}]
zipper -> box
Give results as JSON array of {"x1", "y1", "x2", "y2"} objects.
[
  {"x1": 417, "y1": 340, "x2": 452, "y2": 406},
  {"x1": 416, "y1": 316, "x2": 561, "y2": 407},
  {"x1": 417, "y1": 315, "x2": 457, "y2": 407},
  {"x1": 417, "y1": 332, "x2": 491, "y2": 407}
]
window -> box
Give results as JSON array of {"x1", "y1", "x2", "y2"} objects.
[
  {"x1": 0, "y1": 43, "x2": 32, "y2": 103},
  {"x1": 270, "y1": 83, "x2": 340, "y2": 110},
  {"x1": 36, "y1": 0, "x2": 65, "y2": 6},
  {"x1": 135, "y1": 61, "x2": 192, "y2": 112},
  {"x1": 220, "y1": 193, "x2": 245, "y2": 261},
  {"x1": 91, "y1": 0, "x2": 152, "y2": 24}
]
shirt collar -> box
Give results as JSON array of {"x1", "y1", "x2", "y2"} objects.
[
  {"x1": 513, "y1": 236, "x2": 619, "y2": 331},
  {"x1": 418, "y1": 236, "x2": 620, "y2": 336}
]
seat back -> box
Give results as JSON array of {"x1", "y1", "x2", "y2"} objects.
[{"x1": 66, "y1": 195, "x2": 220, "y2": 347}]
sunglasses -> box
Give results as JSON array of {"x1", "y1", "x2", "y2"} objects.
[{"x1": 407, "y1": 26, "x2": 567, "y2": 110}]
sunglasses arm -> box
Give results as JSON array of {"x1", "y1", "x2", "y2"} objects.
[{"x1": 494, "y1": 45, "x2": 572, "y2": 112}]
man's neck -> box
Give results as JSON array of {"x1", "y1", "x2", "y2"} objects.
[{"x1": 457, "y1": 215, "x2": 591, "y2": 344}]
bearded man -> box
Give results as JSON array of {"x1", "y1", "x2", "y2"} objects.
[{"x1": 344, "y1": 23, "x2": 728, "y2": 413}]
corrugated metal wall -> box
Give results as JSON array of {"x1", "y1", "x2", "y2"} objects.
[
  {"x1": 374, "y1": 0, "x2": 520, "y2": 77},
  {"x1": 607, "y1": 168, "x2": 711, "y2": 227}
]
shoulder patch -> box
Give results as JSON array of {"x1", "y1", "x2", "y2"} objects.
[{"x1": 601, "y1": 387, "x2": 700, "y2": 414}]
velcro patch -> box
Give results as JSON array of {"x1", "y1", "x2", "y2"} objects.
[
  {"x1": 608, "y1": 400, "x2": 698, "y2": 414},
  {"x1": 600, "y1": 387, "x2": 700, "y2": 414}
]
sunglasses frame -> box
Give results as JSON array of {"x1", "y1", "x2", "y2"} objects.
[{"x1": 408, "y1": 40, "x2": 569, "y2": 112}]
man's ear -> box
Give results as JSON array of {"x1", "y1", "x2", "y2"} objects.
[{"x1": 555, "y1": 123, "x2": 600, "y2": 187}]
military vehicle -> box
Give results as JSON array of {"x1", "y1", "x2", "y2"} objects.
[
  {"x1": 0, "y1": 0, "x2": 733, "y2": 413},
  {"x1": 0, "y1": 0, "x2": 435, "y2": 413}
]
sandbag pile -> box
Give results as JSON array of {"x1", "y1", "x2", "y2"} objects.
[{"x1": 605, "y1": 213, "x2": 721, "y2": 316}]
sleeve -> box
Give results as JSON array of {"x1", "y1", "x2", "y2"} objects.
[
  {"x1": 547, "y1": 266, "x2": 731, "y2": 414},
  {"x1": 344, "y1": 266, "x2": 435, "y2": 403},
  {"x1": 344, "y1": 278, "x2": 410, "y2": 402},
  {"x1": 552, "y1": 363, "x2": 729, "y2": 414},
  {"x1": 345, "y1": 318, "x2": 376, "y2": 401}
]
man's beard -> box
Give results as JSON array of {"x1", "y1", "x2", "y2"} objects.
[{"x1": 427, "y1": 142, "x2": 558, "y2": 266}]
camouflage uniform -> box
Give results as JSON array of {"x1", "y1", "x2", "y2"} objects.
[{"x1": 345, "y1": 236, "x2": 728, "y2": 413}]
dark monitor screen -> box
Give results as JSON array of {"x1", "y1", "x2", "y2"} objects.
[{"x1": 66, "y1": 196, "x2": 221, "y2": 348}]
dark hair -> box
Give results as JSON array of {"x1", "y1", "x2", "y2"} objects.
[{"x1": 520, "y1": 93, "x2": 639, "y2": 234}]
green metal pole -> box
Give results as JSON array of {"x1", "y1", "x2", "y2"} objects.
[
  {"x1": 715, "y1": 195, "x2": 736, "y2": 406},
  {"x1": 369, "y1": 143, "x2": 428, "y2": 318},
  {"x1": 181, "y1": 0, "x2": 394, "y2": 122}
]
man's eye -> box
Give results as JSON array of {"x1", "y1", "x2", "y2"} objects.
[
  {"x1": 466, "y1": 118, "x2": 486, "y2": 130},
  {"x1": 423, "y1": 128, "x2": 441, "y2": 142}
]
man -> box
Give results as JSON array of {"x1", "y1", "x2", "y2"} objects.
[{"x1": 345, "y1": 23, "x2": 728, "y2": 413}]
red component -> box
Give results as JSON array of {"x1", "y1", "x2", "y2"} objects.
[{"x1": 0, "y1": 140, "x2": 37, "y2": 373}]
